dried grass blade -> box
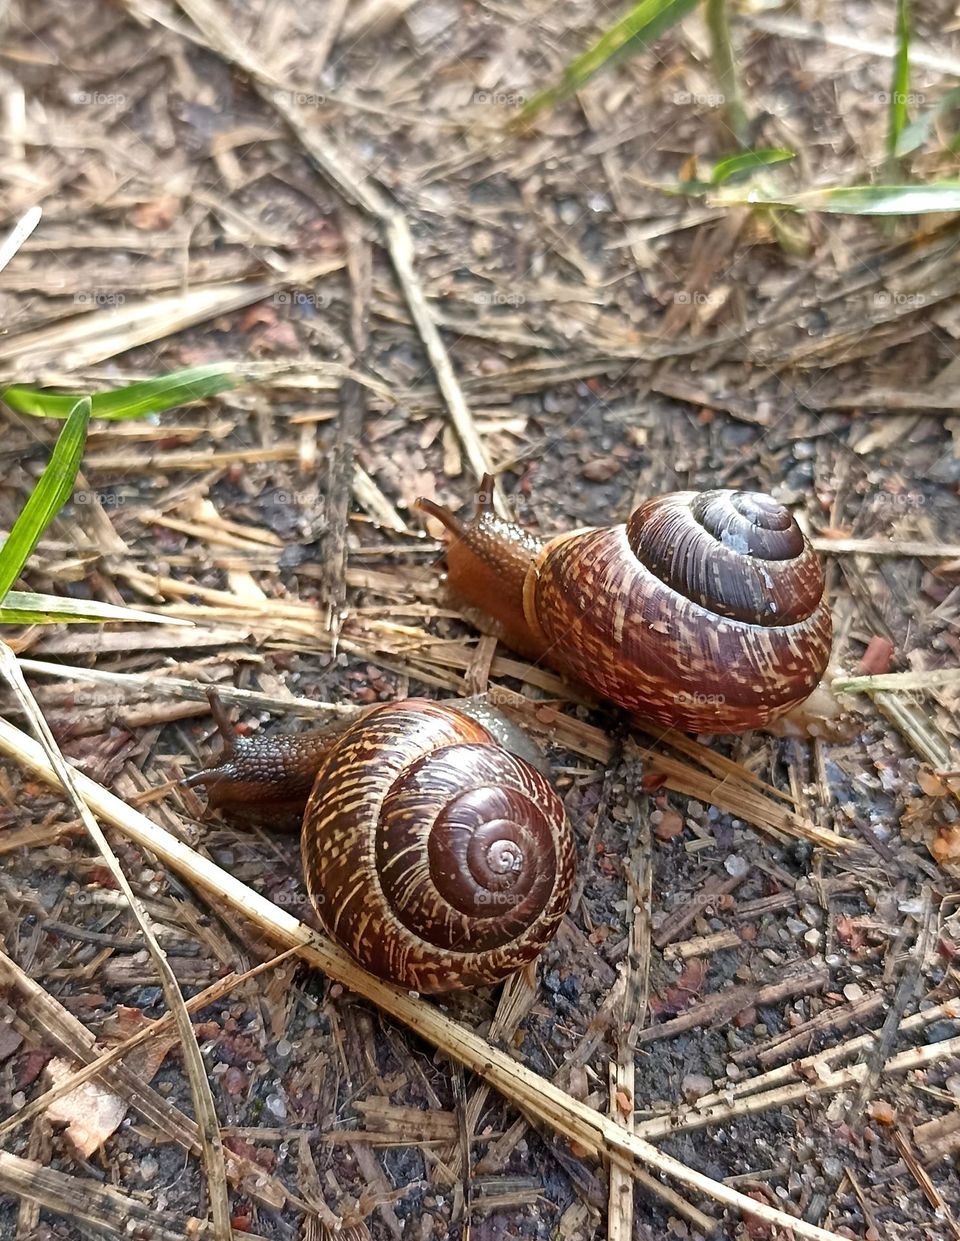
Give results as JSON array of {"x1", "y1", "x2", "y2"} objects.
[
  {"x1": 0, "y1": 948, "x2": 300, "y2": 1145},
  {"x1": 0, "y1": 711, "x2": 848, "y2": 1241},
  {"x1": 0, "y1": 207, "x2": 41, "y2": 277},
  {"x1": 0, "y1": 645, "x2": 232, "y2": 1241}
]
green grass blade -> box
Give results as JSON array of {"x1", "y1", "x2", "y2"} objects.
[
  {"x1": 518, "y1": 0, "x2": 701, "y2": 123},
  {"x1": 0, "y1": 397, "x2": 91, "y2": 601},
  {"x1": 0, "y1": 591, "x2": 191, "y2": 626},
  {"x1": 705, "y1": 0, "x2": 748, "y2": 147},
  {"x1": 887, "y1": 0, "x2": 911, "y2": 164},
  {"x1": 1, "y1": 363, "x2": 239, "y2": 421},
  {"x1": 708, "y1": 181, "x2": 960, "y2": 215},
  {"x1": 709, "y1": 148, "x2": 796, "y2": 185},
  {"x1": 895, "y1": 86, "x2": 960, "y2": 157}
]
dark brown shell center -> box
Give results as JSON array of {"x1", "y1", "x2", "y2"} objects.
[{"x1": 625, "y1": 489, "x2": 823, "y2": 625}]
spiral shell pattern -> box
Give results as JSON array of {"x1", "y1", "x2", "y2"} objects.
[
  {"x1": 301, "y1": 699, "x2": 575, "y2": 992},
  {"x1": 525, "y1": 489, "x2": 832, "y2": 733}
]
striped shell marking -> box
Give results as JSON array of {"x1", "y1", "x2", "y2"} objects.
[
  {"x1": 300, "y1": 699, "x2": 575, "y2": 992},
  {"x1": 525, "y1": 490, "x2": 832, "y2": 732}
]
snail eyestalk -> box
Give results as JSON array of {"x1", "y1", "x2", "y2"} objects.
[
  {"x1": 415, "y1": 495, "x2": 465, "y2": 537},
  {"x1": 417, "y1": 476, "x2": 547, "y2": 662}
]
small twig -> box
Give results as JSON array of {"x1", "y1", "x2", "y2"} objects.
[
  {"x1": 0, "y1": 644, "x2": 232, "y2": 1241},
  {"x1": 0, "y1": 712, "x2": 848, "y2": 1241},
  {"x1": 849, "y1": 889, "x2": 934, "y2": 1127},
  {"x1": 698, "y1": 995, "x2": 960, "y2": 1114},
  {"x1": 320, "y1": 217, "x2": 370, "y2": 641},
  {"x1": 313, "y1": 0, "x2": 348, "y2": 74},
  {"x1": 742, "y1": 12, "x2": 960, "y2": 76},
  {"x1": 0, "y1": 1150, "x2": 252, "y2": 1241},
  {"x1": 16, "y1": 658, "x2": 360, "y2": 718},
  {"x1": 0, "y1": 948, "x2": 300, "y2": 1144},
  {"x1": 165, "y1": 0, "x2": 507, "y2": 517},
  {"x1": 635, "y1": 1017, "x2": 960, "y2": 1142},
  {"x1": 633, "y1": 963, "x2": 828, "y2": 1047},
  {"x1": 833, "y1": 668, "x2": 960, "y2": 694},
  {"x1": 609, "y1": 796, "x2": 706, "y2": 1238},
  {"x1": 0, "y1": 206, "x2": 41, "y2": 278},
  {"x1": 812, "y1": 536, "x2": 960, "y2": 559},
  {"x1": 893, "y1": 1128, "x2": 960, "y2": 1239}
]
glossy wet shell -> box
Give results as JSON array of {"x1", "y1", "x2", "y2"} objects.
[
  {"x1": 301, "y1": 699, "x2": 576, "y2": 992},
  {"x1": 524, "y1": 491, "x2": 832, "y2": 733}
]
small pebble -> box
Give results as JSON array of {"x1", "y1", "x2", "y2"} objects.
[
  {"x1": 543, "y1": 390, "x2": 575, "y2": 415},
  {"x1": 560, "y1": 976, "x2": 579, "y2": 1001},
  {"x1": 224, "y1": 1067, "x2": 247, "y2": 1096},
  {"x1": 868, "y1": 1100, "x2": 896, "y2": 1126},
  {"x1": 265, "y1": 1092, "x2": 287, "y2": 1121},
  {"x1": 681, "y1": 1073, "x2": 712, "y2": 1102},
  {"x1": 843, "y1": 983, "x2": 864, "y2": 1002},
  {"x1": 821, "y1": 1155, "x2": 844, "y2": 1180},
  {"x1": 139, "y1": 1156, "x2": 159, "y2": 1184},
  {"x1": 724, "y1": 854, "x2": 749, "y2": 879}
]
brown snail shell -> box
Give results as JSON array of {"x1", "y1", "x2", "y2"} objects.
[
  {"x1": 190, "y1": 698, "x2": 576, "y2": 993},
  {"x1": 419, "y1": 483, "x2": 832, "y2": 733}
]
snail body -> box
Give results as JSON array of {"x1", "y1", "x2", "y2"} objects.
[
  {"x1": 418, "y1": 481, "x2": 832, "y2": 733},
  {"x1": 188, "y1": 699, "x2": 575, "y2": 993}
]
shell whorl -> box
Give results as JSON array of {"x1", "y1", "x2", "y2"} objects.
[
  {"x1": 626, "y1": 490, "x2": 824, "y2": 626},
  {"x1": 301, "y1": 699, "x2": 575, "y2": 992},
  {"x1": 526, "y1": 489, "x2": 832, "y2": 733}
]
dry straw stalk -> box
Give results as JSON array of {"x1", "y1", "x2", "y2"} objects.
[{"x1": 0, "y1": 712, "x2": 846, "y2": 1241}]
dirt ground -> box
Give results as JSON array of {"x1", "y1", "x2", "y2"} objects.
[{"x1": 1, "y1": 0, "x2": 959, "y2": 1238}]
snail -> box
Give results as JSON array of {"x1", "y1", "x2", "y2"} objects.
[
  {"x1": 416, "y1": 478, "x2": 832, "y2": 734},
  {"x1": 187, "y1": 698, "x2": 576, "y2": 993}
]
